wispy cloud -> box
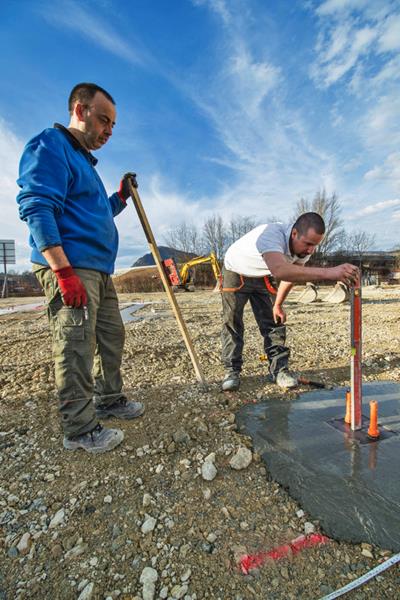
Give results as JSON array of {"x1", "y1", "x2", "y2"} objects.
[
  {"x1": 361, "y1": 94, "x2": 400, "y2": 149},
  {"x1": 364, "y1": 152, "x2": 400, "y2": 188},
  {"x1": 311, "y1": 1, "x2": 400, "y2": 88},
  {"x1": 177, "y1": 0, "x2": 338, "y2": 219},
  {"x1": 316, "y1": 0, "x2": 371, "y2": 17},
  {"x1": 40, "y1": 0, "x2": 151, "y2": 67},
  {"x1": 378, "y1": 13, "x2": 400, "y2": 52},
  {"x1": 311, "y1": 19, "x2": 378, "y2": 87},
  {"x1": 351, "y1": 198, "x2": 400, "y2": 216}
]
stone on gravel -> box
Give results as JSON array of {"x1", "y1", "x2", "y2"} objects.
[
  {"x1": 203, "y1": 488, "x2": 212, "y2": 500},
  {"x1": 143, "y1": 493, "x2": 152, "y2": 507},
  {"x1": 170, "y1": 583, "x2": 188, "y2": 599},
  {"x1": 304, "y1": 522, "x2": 315, "y2": 535},
  {"x1": 140, "y1": 567, "x2": 158, "y2": 600},
  {"x1": 49, "y1": 508, "x2": 65, "y2": 528},
  {"x1": 201, "y1": 461, "x2": 217, "y2": 481},
  {"x1": 173, "y1": 429, "x2": 191, "y2": 444},
  {"x1": 180, "y1": 568, "x2": 191, "y2": 582},
  {"x1": 229, "y1": 447, "x2": 252, "y2": 470},
  {"x1": 141, "y1": 515, "x2": 157, "y2": 534},
  {"x1": 77, "y1": 582, "x2": 94, "y2": 600},
  {"x1": 16, "y1": 532, "x2": 31, "y2": 555}
]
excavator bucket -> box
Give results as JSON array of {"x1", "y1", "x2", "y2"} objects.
[
  {"x1": 321, "y1": 282, "x2": 349, "y2": 304},
  {"x1": 296, "y1": 283, "x2": 318, "y2": 304}
]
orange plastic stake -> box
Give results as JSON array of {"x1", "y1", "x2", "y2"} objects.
[
  {"x1": 367, "y1": 400, "x2": 380, "y2": 439},
  {"x1": 345, "y1": 389, "x2": 351, "y2": 424}
]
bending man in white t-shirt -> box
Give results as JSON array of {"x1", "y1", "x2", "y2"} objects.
[{"x1": 221, "y1": 212, "x2": 359, "y2": 391}]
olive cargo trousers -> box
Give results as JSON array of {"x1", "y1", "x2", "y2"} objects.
[
  {"x1": 220, "y1": 267, "x2": 290, "y2": 377},
  {"x1": 34, "y1": 265, "x2": 125, "y2": 437}
]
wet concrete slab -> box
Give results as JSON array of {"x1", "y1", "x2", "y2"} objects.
[{"x1": 236, "y1": 381, "x2": 400, "y2": 551}]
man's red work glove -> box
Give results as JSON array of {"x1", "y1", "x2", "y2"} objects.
[
  {"x1": 117, "y1": 172, "x2": 138, "y2": 203},
  {"x1": 54, "y1": 266, "x2": 87, "y2": 308}
]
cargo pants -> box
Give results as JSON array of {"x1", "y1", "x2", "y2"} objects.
[
  {"x1": 220, "y1": 267, "x2": 290, "y2": 377},
  {"x1": 34, "y1": 265, "x2": 125, "y2": 437}
]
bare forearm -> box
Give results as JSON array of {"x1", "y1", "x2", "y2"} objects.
[
  {"x1": 275, "y1": 281, "x2": 294, "y2": 305},
  {"x1": 271, "y1": 263, "x2": 335, "y2": 283},
  {"x1": 263, "y1": 252, "x2": 359, "y2": 284},
  {"x1": 42, "y1": 246, "x2": 71, "y2": 270}
]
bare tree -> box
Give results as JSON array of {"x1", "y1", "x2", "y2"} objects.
[
  {"x1": 293, "y1": 190, "x2": 344, "y2": 258},
  {"x1": 163, "y1": 222, "x2": 201, "y2": 254},
  {"x1": 340, "y1": 230, "x2": 376, "y2": 258},
  {"x1": 228, "y1": 215, "x2": 259, "y2": 245},
  {"x1": 202, "y1": 214, "x2": 227, "y2": 261}
]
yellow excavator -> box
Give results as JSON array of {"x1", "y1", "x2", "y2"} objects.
[{"x1": 163, "y1": 252, "x2": 221, "y2": 291}]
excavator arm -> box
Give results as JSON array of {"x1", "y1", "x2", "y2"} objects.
[{"x1": 180, "y1": 253, "x2": 221, "y2": 286}]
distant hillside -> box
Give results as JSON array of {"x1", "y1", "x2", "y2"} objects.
[{"x1": 132, "y1": 246, "x2": 197, "y2": 267}]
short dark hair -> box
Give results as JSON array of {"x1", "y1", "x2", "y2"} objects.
[
  {"x1": 293, "y1": 212, "x2": 325, "y2": 236},
  {"x1": 68, "y1": 83, "x2": 115, "y2": 114}
]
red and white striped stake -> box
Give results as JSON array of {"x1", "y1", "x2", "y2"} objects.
[{"x1": 350, "y1": 278, "x2": 362, "y2": 430}]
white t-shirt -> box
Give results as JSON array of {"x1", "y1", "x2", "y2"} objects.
[{"x1": 224, "y1": 222, "x2": 311, "y2": 277}]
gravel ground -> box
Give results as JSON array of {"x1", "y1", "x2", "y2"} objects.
[{"x1": 1, "y1": 286, "x2": 400, "y2": 600}]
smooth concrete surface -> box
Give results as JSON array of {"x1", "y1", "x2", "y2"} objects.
[{"x1": 236, "y1": 382, "x2": 400, "y2": 551}]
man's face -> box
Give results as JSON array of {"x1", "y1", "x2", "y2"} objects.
[
  {"x1": 291, "y1": 227, "x2": 323, "y2": 258},
  {"x1": 78, "y1": 91, "x2": 116, "y2": 151}
]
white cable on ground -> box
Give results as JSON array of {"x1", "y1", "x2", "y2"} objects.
[{"x1": 320, "y1": 553, "x2": 400, "y2": 599}]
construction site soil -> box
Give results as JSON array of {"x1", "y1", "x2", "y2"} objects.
[{"x1": 1, "y1": 286, "x2": 400, "y2": 600}]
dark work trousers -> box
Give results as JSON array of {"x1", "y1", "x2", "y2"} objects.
[
  {"x1": 34, "y1": 265, "x2": 126, "y2": 437},
  {"x1": 220, "y1": 267, "x2": 290, "y2": 377}
]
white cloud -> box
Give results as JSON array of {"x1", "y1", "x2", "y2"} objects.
[
  {"x1": 177, "y1": 2, "x2": 339, "y2": 219},
  {"x1": 311, "y1": 22, "x2": 378, "y2": 86},
  {"x1": 311, "y1": 1, "x2": 400, "y2": 89},
  {"x1": 361, "y1": 93, "x2": 400, "y2": 148},
  {"x1": 364, "y1": 153, "x2": 400, "y2": 189},
  {"x1": 40, "y1": 0, "x2": 149, "y2": 67},
  {"x1": 351, "y1": 198, "x2": 400, "y2": 216},
  {"x1": 316, "y1": 0, "x2": 370, "y2": 16},
  {"x1": 192, "y1": 0, "x2": 232, "y2": 25},
  {"x1": 378, "y1": 14, "x2": 400, "y2": 52},
  {"x1": 0, "y1": 119, "x2": 32, "y2": 271},
  {"x1": 367, "y1": 55, "x2": 400, "y2": 88}
]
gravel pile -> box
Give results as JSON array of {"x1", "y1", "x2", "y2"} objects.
[{"x1": 0, "y1": 287, "x2": 399, "y2": 599}]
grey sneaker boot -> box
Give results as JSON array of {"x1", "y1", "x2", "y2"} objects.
[
  {"x1": 63, "y1": 424, "x2": 124, "y2": 453},
  {"x1": 275, "y1": 369, "x2": 298, "y2": 389},
  {"x1": 222, "y1": 371, "x2": 240, "y2": 392},
  {"x1": 95, "y1": 398, "x2": 144, "y2": 420}
]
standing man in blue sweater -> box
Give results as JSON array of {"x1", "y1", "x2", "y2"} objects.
[{"x1": 17, "y1": 82, "x2": 144, "y2": 453}]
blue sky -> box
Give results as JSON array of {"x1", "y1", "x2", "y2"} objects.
[{"x1": 1, "y1": 0, "x2": 400, "y2": 272}]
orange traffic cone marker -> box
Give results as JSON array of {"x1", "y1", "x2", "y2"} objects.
[
  {"x1": 344, "y1": 389, "x2": 351, "y2": 424},
  {"x1": 367, "y1": 400, "x2": 380, "y2": 439}
]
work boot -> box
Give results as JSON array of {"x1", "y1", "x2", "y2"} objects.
[
  {"x1": 95, "y1": 398, "x2": 145, "y2": 420},
  {"x1": 63, "y1": 424, "x2": 124, "y2": 453},
  {"x1": 222, "y1": 371, "x2": 240, "y2": 392},
  {"x1": 275, "y1": 369, "x2": 298, "y2": 389}
]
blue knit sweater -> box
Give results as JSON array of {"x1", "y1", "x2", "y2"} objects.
[{"x1": 17, "y1": 124, "x2": 125, "y2": 274}]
